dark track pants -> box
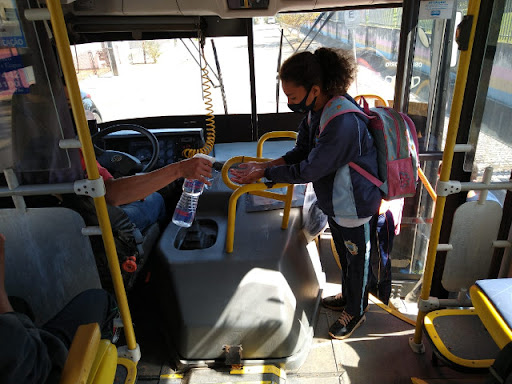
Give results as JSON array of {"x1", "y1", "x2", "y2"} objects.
[
  {"x1": 41, "y1": 289, "x2": 118, "y2": 348},
  {"x1": 369, "y1": 211, "x2": 395, "y2": 305},
  {"x1": 328, "y1": 217, "x2": 371, "y2": 317}
]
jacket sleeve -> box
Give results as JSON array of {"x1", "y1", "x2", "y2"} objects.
[
  {"x1": 281, "y1": 117, "x2": 311, "y2": 165},
  {"x1": 265, "y1": 113, "x2": 364, "y2": 184},
  {"x1": 0, "y1": 312, "x2": 53, "y2": 384}
]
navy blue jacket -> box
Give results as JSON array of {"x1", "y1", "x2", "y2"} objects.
[
  {"x1": 0, "y1": 312, "x2": 66, "y2": 384},
  {"x1": 264, "y1": 94, "x2": 381, "y2": 219}
]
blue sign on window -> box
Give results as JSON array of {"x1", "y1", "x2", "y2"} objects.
[{"x1": 0, "y1": 2, "x2": 27, "y2": 48}]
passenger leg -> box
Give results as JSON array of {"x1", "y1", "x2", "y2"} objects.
[
  {"x1": 375, "y1": 210, "x2": 394, "y2": 305},
  {"x1": 327, "y1": 218, "x2": 371, "y2": 339},
  {"x1": 322, "y1": 218, "x2": 349, "y2": 311},
  {"x1": 42, "y1": 289, "x2": 118, "y2": 348},
  {"x1": 120, "y1": 192, "x2": 166, "y2": 232},
  {"x1": 368, "y1": 214, "x2": 380, "y2": 301}
]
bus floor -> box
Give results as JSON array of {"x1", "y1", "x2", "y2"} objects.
[{"x1": 111, "y1": 255, "x2": 491, "y2": 384}]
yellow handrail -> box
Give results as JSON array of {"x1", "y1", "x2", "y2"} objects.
[
  {"x1": 221, "y1": 156, "x2": 294, "y2": 253},
  {"x1": 412, "y1": 0, "x2": 481, "y2": 347},
  {"x1": 354, "y1": 94, "x2": 389, "y2": 107},
  {"x1": 117, "y1": 358, "x2": 138, "y2": 384},
  {"x1": 418, "y1": 167, "x2": 437, "y2": 202},
  {"x1": 256, "y1": 131, "x2": 297, "y2": 158},
  {"x1": 46, "y1": 0, "x2": 138, "y2": 355}
]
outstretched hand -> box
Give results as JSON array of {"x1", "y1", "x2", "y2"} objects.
[
  {"x1": 179, "y1": 157, "x2": 213, "y2": 185},
  {"x1": 230, "y1": 162, "x2": 266, "y2": 184}
]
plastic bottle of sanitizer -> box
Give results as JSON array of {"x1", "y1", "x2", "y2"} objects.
[{"x1": 172, "y1": 154, "x2": 215, "y2": 227}]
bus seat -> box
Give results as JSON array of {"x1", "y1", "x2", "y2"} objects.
[
  {"x1": 59, "y1": 323, "x2": 117, "y2": 384},
  {"x1": 470, "y1": 279, "x2": 512, "y2": 349},
  {"x1": 0, "y1": 207, "x2": 101, "y2": 326},
  {"x1": 422, "y1": 200, "x2": 504, "y2": 370},
  {"x1": 442, "y1": 200, "x2": 502, "y2": 293},
  {"x1": 62, "y1": 194, "x2": 160, "y2": 292}
]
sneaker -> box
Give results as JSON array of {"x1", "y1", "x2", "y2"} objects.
[
  {"x1": 322, "y1": 293, "x2": 347, "y2": 311},
  {"x1": 328, "y1": 310, "x2": 366, "y2": 340}
]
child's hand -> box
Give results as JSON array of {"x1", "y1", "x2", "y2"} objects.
[{"x1": 230, "y1": 162, "x2": 266, "y2": 184}]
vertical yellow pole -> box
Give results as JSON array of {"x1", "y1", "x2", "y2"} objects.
[
  {"x1": 281, "y1": 185, "x2": 294, "y2": 229},
  {"x1": 226, "y1": 189, "x2": 242, "y2": 253},
  {"x1": 412, "y1": 0, "x2": 481, "y2": 347},
  {"x1": 46, "y1": 0, "x2": 137, "y2": 352}
]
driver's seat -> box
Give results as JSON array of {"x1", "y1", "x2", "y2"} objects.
[
  {"x1": 63, "y1": 193, "x2": 161, "y2": 292},
  {"x1": 77, "y1": 119, "x2": 163, "y2": 291}
]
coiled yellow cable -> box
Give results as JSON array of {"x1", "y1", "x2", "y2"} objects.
[{"x1": 183, "y1": 48, "x2": 216, "y2": 158}]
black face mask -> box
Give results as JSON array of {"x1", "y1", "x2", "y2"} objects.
[{"x1": 287, "y1": 87, "x2": 317, "y2": 114}]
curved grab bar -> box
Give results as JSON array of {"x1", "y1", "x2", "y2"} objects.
[
  {"x1": 418, "y1": 166, "x2": 437, "y2": 202},
  {"x1": 221, "y1": 156, "x2": 269, "y2": 191},
  {"x1": 256, "y1": 131, "x2": 297, "y2": 158},
  {"x1": 221, "y1": 156, "x2": 294, "y2": 253},
  {"x1": 354, "y1": 94, "x2": 389, "y2": 107}
]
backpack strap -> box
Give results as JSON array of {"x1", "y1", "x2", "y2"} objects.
[
  {"x1": 319, "y1": 96, "x2": 368, "y2": 134},
  {"x1": 348, "y1": 161, "x2": 384, "y2": 188},
  {"x1": 318, "y1": 96, "x2": 383, "y2": 188}
]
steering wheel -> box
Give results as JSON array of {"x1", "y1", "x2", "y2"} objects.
[{"x1": 92, "y1": 124, "x2": 160, "y2": 178}]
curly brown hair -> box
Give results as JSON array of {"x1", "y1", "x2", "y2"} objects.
[{"x1": 279, "y1": 47, "x2": 356, "y2": 96}]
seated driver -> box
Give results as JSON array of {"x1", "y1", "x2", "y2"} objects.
[
  {"x1": 83, "y1": 150, "x2": 212, "y2": 232},
  {"x1": 82, "y1": 111, "x2": 213, "y2": 232}
]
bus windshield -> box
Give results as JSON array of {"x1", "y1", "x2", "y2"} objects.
[{"x1": 72, "y1": 9, "x2": 409, "y2": 123}]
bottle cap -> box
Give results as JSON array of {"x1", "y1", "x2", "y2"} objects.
[{"x1": 193, "y1": 153, "x2": 216, "y2": 164}]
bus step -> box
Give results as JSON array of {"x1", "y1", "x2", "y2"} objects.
[{"x1": 161, "y1": 365, "x2": 286, "y2": 383}]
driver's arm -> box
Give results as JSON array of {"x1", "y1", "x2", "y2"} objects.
[{"x1": 104, "y1": 156, "x2": 213, "y2": 206}]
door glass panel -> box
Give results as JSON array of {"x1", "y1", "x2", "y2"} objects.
[
  {"x1": 392, "y1": 5, "x2": 463, "y2": 280},
  {"x1": 469, "y1": 0, "x2": 512, "y2": 205},
  {"x1": 1, "y1": 1, "x2": 81, "y2": 182},
  {"x1": 253, "y1": 9, "x2": 402, "y2": 114}
]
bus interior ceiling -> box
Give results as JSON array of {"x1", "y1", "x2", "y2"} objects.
[{"x1": 1, "y1": 0, "x2": 512, "y2": 383}]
